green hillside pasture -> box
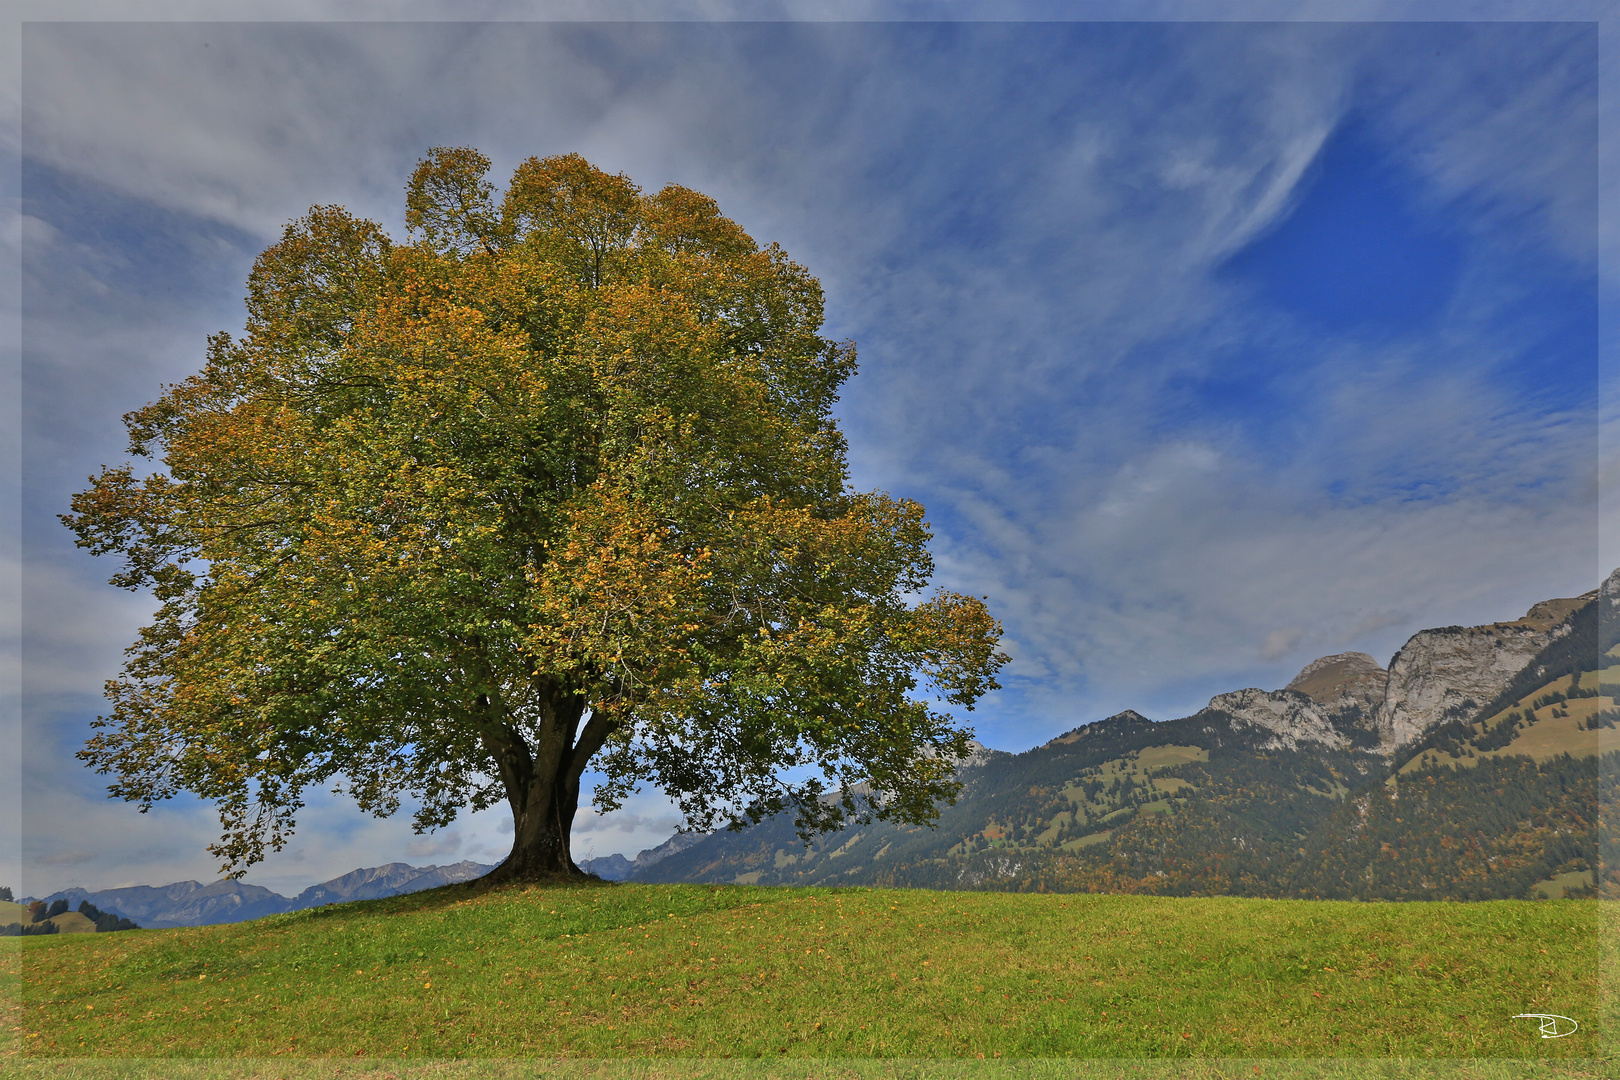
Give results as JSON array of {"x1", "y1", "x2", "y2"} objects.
[
  {"x1": 0, "y1": 902, "x2": 96, "y2": 934},
  {"x1": 1399, "y1": 672, "x2": 1603, "y2": 776},
  {"x1": 1127, "y1": 744, "x2": 1209, "y2": 769},
  {"x1": 1046, "y1": 745, "x2": 1207, "y2": 839},
  {"x1": 1064, "y1": 829, "x2": 1115, "y2": 850},
  {"x1": 1489, "y1": 705, "x2": 1600, "y2": 763},
  {"x1": 1533, "y1": 872, "x2": 1595, "y2": 901},
  {"x1": 41, "y1": 912, "x2": 95, "y2": 935},
  {"x1": 4, "y1": 882, "x2": 1608, "y2": 1067}
]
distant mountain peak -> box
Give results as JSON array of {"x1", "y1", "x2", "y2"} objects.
[
  {"x1": 947, "y1": 739, "x2": 1002, "y2": 769},
  {"x1": 578, "y1": 831, "x2": 716, "y2": 882},
  {"x1": 1508, "y1": 590, "x2": 1598, "y2": 631},
  {"x1": 29, "y1": 859, "x2": 494, "y2": 929},
  {"x1": 1280, "y1": 651, "x2": 1388, "y2": 743},
  {"x1": 633, "y1": 831, "x2": 707, "y2": 871},
  {"x1": 627, "y1": 572, "x2": 1613, "y2": 900},
  {"x1": 1286, "y1": 652, "x2": 1384, "y2": 698},
  {"x1": 1043, "y1": 709, "x2": 1153, "y2": 747},
  {"x1": 576, "y1": 852, "x2": 633, "y2": 880}
]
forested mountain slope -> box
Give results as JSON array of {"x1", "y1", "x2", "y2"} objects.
[{"x1": 637, "y1": 575, "x2": 1614, "y2": 900}]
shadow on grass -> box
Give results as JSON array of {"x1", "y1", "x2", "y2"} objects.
[
  {"x1": 265, "y1": 877, "x2": 794, "y2": 942},
  {"x1": 265, "y1": 872, "x2": 623, "y2": 924}
]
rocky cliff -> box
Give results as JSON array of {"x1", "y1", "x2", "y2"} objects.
[
  {"x1": 1197, "y1": 687, "x2": 1350, "y2": 751},
  {"x1": 291, "y1": 860, "x2": 489, "y2": 907},
  {"x1": 1170, "y1": 651, "x2": 1389, "y2": 754},
  {"x1": 1171, "y1": 584, "x2": 1599, "y2": 756},
  {"x1": 632, "y1": 831, "x2": 707, "y2": 872},
  {"x1": 1375, "y1": 592, "x2": 1592, "y2": 749},
  {"x1": 1286, "y1": 652, "x2": 1386, "y2": 728}
]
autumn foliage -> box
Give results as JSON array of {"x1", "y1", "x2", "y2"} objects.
[{"x1": 64, "y1": 149, "x2": 1006, "y2": 881}]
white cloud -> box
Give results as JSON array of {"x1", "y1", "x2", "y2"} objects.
[
  {"x1": 404, "y1": 831, "x2": 462, "y2": 859},
  {"x1": 1261, "y1": 628, "x2": 1306, "y2": 662},
  {"x1": 12, "y1": 18, "x2": 1600, "y2": 891},
  {"x1": 18, "y1": 212, "x2": 57, "y2": 250},
  {"x1": 21, "y1": 560, "x2": 156, "y2": 703},
  {"x1": 1356, "y1": 21, "x2": 1599, "y2": 267}
]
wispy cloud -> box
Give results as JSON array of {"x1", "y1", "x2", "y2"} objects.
[
  {"x1": 404, "y1": 832, "x2": 463, "y2": 859},
  {"x1": 14, "y1": 18, "x2": 1598, "y2": 889}
]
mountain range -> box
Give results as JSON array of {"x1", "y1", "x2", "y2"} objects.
[
  {"x1": 23, "y1": 573, "x2": 1614, "y2": 919},
  {"x1": 19, "y1": 860, "x2": 496, "y2": 929},
  {"x1": 19, "y1": 829, "x2": 704, "y2": 928},
  {"x1": 576, "y1": 830, "x2": 707, "y2": 881},
  {"x1": 631, "y1": 571, "x2": 1615, "y2": 901}
]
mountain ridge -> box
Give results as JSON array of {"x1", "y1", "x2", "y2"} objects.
[
  {"x1": 23, "y1": 576, "x2": 1611, "y2": 914},
  {"x1": 632, "y1": 575, "x2": 1612, "y2": 900},
  {"x1": 23, "y1": 832, "x2": 707, "y2": 926},
  {"x1": 22, "y1": 860, "x2": 496, "y2": 929}
]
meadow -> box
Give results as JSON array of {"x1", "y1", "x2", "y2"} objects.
[{"x1": 2, "y1": 880, "x2": 1612, "y2": 1079}]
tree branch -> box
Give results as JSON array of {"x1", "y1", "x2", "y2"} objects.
[{"x1": 566, "y1": 710, "x2": 621, "y2": 790}]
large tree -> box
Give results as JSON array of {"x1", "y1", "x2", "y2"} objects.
[{"x1": 65, "y1": 149, "x2": 1007, "y2": 882}]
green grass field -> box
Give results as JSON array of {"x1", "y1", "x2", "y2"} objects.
[{"x1": 2, "y1": 881, "x2": 1612, "y2": 1079}]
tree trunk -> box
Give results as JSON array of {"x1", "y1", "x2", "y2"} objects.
[
  {"x1": 475, "y1": 689, "x2": 618, "y2": 885},
  {"x1": 489, "y1": 771, "x2": 583, "y2": 881}
]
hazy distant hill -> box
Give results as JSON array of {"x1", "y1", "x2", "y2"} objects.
[
  {"x1": 27, "y1": 860, "x2": 495, "y2": 929},
  {"x1": 576, "y1": 854, "x2": 634, "y2": 880},
  {"x1": 290, "y1": 861, "x2": 493, "y2": 907},
  {"x1": 578, "y1": 832, "x2": 707, "y2": 880},
  {"x1": 638, "y1": 574, "x2": 1612, "y2": 901},
  {"x1": 1, "y1": 896, "x2": 138, "y2": 935},
  {"x1": 24, "y1": 839, "x2": 710, "y2": 926}
]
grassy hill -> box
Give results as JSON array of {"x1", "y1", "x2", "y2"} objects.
[
  {"x1": 3, "y1": 880, "x2": 1608, "y2": 1069},
  {"x1": 1398, "y1": 669, "x2": 1603, "y2": 775},
  {"x1": 2, "y1": 901, "x2": 97, "y2": 935}
]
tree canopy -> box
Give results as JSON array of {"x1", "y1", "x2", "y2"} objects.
[{"x1": 64, "y1": 148, "x2": 1007, "y2": 881}]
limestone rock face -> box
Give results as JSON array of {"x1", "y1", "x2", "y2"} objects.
[
  {"x1": 1277, "y1": 588, "x2": 1599, "y2": 752},
  {"x1": 1202, "y1": 687, "x2": 1347, "y2": 751},
  {"x1": 1376, "y1": 621, "x2": 1562, "y2": 749},
  {"x1": 949, "y1": 739, "x2": 1002, "y2": 771},
  {"x1": 1601, "y1": 567, "x2": 1620, "y2": 650},
  {"x1": 1285, "y1": 651, "x2": 1387, "y2": 736},
  {"x1": 291, "y1": 860, "x2": 489, "y2": 907},
  {"x1": 632, "y1": 831, "x2": 707, "y2": 873},
  {"x1": 914, "y1": 737, "x2": 999, "y2": 769}
]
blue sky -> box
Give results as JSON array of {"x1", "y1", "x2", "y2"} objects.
[{"x1": 6, "y1": 8, "x2": 1609, "y2": 895}]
